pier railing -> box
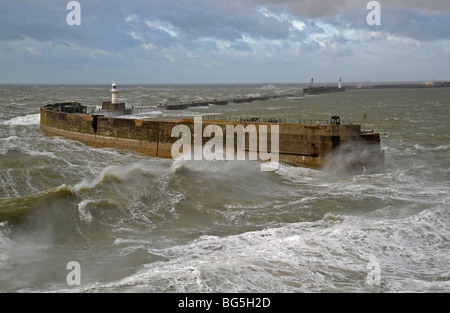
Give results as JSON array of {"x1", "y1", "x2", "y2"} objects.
[{"x1": 203, "y1": 115, "x2": 360, "y2": 126}]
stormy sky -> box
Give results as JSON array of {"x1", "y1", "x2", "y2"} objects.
[{"x1": 0, "y1": 0, "x2": 449, "y2": 84}]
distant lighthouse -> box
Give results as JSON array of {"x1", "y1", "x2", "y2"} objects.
[
  {"x1": 102, "y1": 81, "x2": 126, "y2": 112},
  {"x1": 338, "y1": 77, "x2": 343, "y2": 89},
  {"x1": 110, "y1": 81, "x2": 119, "y2": 104}
]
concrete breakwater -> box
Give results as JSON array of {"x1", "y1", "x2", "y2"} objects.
[
  {"x1": 96, "y1": 92, "x2": 301, "y2": 117},
  {"x1": 40, "y1": 103, "x2": 384, "y2": 173},
  {"x1": 303, "y1": 86, "x2": 346, "y2": 95}
]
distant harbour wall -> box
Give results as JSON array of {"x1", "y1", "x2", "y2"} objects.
[
  {"x1": 96, "y1": 93, "x2": 298, "y2": 116},
  {"x1": 303, "y1": 87, "x2": 346, "y2": 95}
]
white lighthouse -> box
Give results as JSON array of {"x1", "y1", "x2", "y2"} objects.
[
  {"x1": 110, "y1": 81, "x2": 119, "y2": 104},
  {"x1": 338, "y1": 77, "x2": 343, "y2": 89}
]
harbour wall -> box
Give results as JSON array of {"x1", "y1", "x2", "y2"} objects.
[
  {"x1": 97, "y1": 93, "x2": 297, "y2": 116},
  {"x1": 303, "y1": 87, "x2": 346, "y2": 95},
  {"x1": 40, "y1": 105, "x2": 382, "y2": 171}
]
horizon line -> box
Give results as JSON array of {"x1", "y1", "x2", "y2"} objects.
[{"x1": 1, "y1": 79, "x2": 449, "y2": 86}]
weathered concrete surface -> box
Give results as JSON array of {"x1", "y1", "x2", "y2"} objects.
[{"x1": 102, "y1": 102, "x2": 126, "y2": 111}]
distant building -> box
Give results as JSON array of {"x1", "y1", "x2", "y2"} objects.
[{"x1": 423, "y1": 81, "x2": 435, "y2": 86}]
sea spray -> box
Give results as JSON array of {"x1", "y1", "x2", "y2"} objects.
[
  {"x1": 72, "y1": 162, "x2": 156, "y2": 192},
  {"x1": 322, "y1": 143, "x2": 384, "y2": 176},
  {"x1": 2, "y1": 114, "x2": 40, "y2": 126},
  {"x1": 77, "y1": 200, "x2": 94, "y2": 224}
]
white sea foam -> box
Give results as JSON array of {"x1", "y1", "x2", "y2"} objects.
[
  {"x1": 245, "y1": 93, "x2": 263, "y2": 98},
  {"x1": 260, "y1": 85, "x2": 275, "y2": 90},
  {"x1": 76, "y1": 205, "x2": 448, "y2": 293},
  {"x1": 414, "y1": 144, "x2": 427, "y2": 151},
  {"x1": 77, "y1": 200, "x2": 94, "y2": 224},
  {"x1": 433, "y1": 144, "x2": 450, "y2": 151},
  {"x1": 170, "y1": 158, "x2": 262, "y2": 176},
  {"x1": 0, "y1": 136, "x2": 20, "y2": 142},
  {"x1": 2, "y1": 113, "x2": 40, "y2": 126},
  {"x1": 0, "y1": 135, "x2": 59, "y2": 158}
]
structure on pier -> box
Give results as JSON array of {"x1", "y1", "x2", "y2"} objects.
[
  {"x1": 102, "y1": 81, "x2": 126, "y2": 111},
  {"x1": 303, "y1": 78, "x2": 346, "y2": 95}
]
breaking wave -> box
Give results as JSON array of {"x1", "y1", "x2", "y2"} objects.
[
  {"x1": 0, "y1": 185, "x2": 72, "y2": 219},
  {"x1": 48, "y1": 205, "x2": 450, "y2": 293},
  {"x1": 260, "y1": 85, "x2": 275, "y2": 90},
  {"x1": 72, "y1": 162, "x2": 163, "y2": 192},
  {"x1": 2, "y1": 114, "x2": 40, "y2": 126}
]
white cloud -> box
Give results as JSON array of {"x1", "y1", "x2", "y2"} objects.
[
  {"x1": 256, "y1": 6, "x2": 290, "y2": 22},
  {"x1": 186, "y1": 52, "x2": 199, "y2": 59},
  {"x1": 146, "y1": 20, "x2": 178, "y2": 38},
  {"x1": 291, "y1": 20, "x2": 306, "y2": 31},
  {"x1": 257, "y1": 6, "x2": 306, "y2": 32},
  {"x1": 26, "y1": 47, "x2": 39, "y2": 55},
  {"x1": 386, "y1": 34, "x2": 421, "y2": 49},
  {"x1": 164, "y1": 53, "x2": 175, "y2": 62},
  {"x1": 142, "y1": 43, "x2": 156, "y2": 51},
  {"x1": 130, "y1": 32, "x2": 144, "y2": 42},
  {"x1": 65, "y1": 42, "x2": 109, "y2": 59},
  {"x1": 125, "y1": 14, "x2": 139, "y2": 23}
]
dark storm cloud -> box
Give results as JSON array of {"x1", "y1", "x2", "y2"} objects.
[
  {"x1": 381, "y1": 8, "x2": 450, "y2": 42},
  {"x1": 0, "y1": 1, "x2": 68, "y2": 41},
  {"x1": 0, "y1": 0, "x2": 291, "y2": 53},
  {"x1": 256, "y1": 0, "x2": 450, "y2": 41},
  {"x1": 126, "y1": 0, "x2": 291, "y2": 42},
  {"x1": 255, "y1": 0, "x2": 450, "y2": 17},
  {"x1": 1, "y1": 0, "x2": 449, "y2": 83},
  {"x1": 0, "y1": 0, "x2": 138, "y2": 49}
]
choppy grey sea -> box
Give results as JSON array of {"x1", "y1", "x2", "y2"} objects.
[{"x1": 0, "y1": 84, "x2": 449, "y2": 292}]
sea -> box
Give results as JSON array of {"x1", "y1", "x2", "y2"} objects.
[{"x1": 0, "y1": 84, "x2": 449, "y2": 293}]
